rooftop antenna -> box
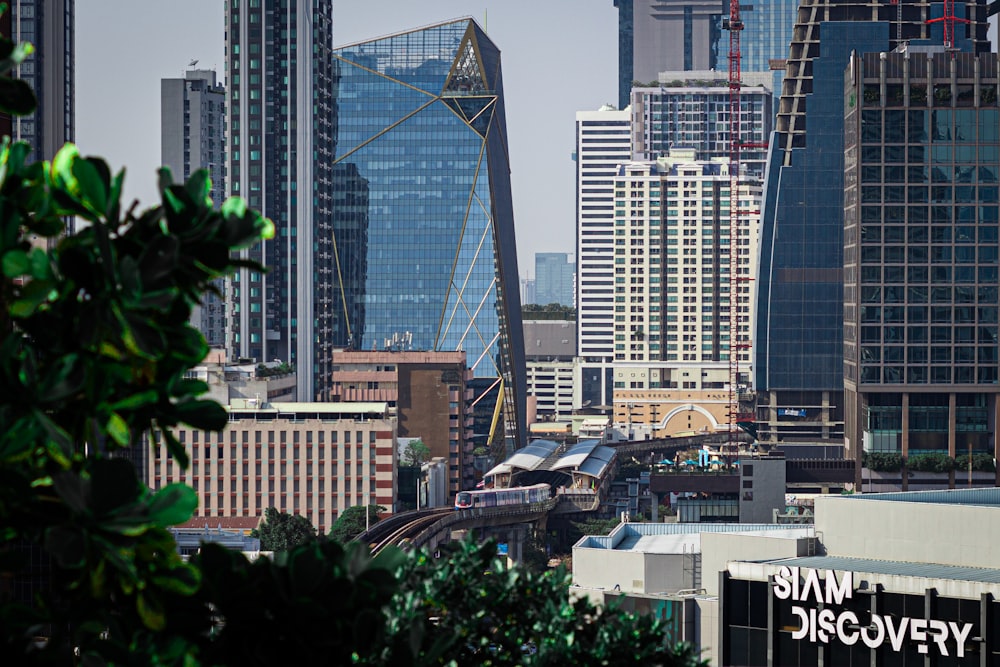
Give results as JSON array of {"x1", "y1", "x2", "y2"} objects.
[{"x1": 188, "y1": 59, "x2": 199, "y2": 68}]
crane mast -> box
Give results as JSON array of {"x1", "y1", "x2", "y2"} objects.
[{"x1": 725, "y1": 0, "x2": 756, "y2": 454}]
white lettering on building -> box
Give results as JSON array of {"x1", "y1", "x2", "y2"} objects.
[{"x1": 771, "y1": 567, "x2": 975, "y2": 658}]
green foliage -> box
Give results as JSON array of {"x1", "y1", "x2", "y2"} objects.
[
  {"x1": 251, "y1": 506, "x2": 317, "y2": 552},
  {"x1": 862, "y1": 451, "x2": 904, "y2": 472},
  {"x1": 372, "y1": 539, "x2": 706, "y2": 666},
  {"x1": 907, "y1": 452, "x2": 956, "y2": 473},
  {"x1": 329, "y1": 504, "x2": 385, "y2": 543},
  {"x1": 401, "y1": 437, "x2": 431, "y2": 466},
  {"x1": 521, "y1": 302, "x2": 576, "y2": 321},
  {"x1": 955, "y1": 452, "x2": 996, "y2": 472},
  {"x1": 254, "y1": 361, "x2": 293, "y2": 377}
]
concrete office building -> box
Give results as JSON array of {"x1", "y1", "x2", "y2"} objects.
[
  {"x1": 613, "y1": 0, "x2": 723, "y2": 110},
  {"x1": 754, "y1": 0, "x2": 991, "y2": 447},
  {"x1": 8, "y1": 0, "x2": 73, "y2": 162},
  {"x1": 225, "y1": 0, "x2": 337, "y2": 401},
  {"x1": 843, "y1": 49, "x2": 1000, "y2": 472},
  {"x1": 523, "y1": 319, "x2": 576, "y2": 422},
  {"x1": 148, "y1": 401, "x2": 397, "y2": 534},
  {"x1": 575, "y1": 105, "x2": 632, "y2": 411},
  {"x1": 328, "y1": 350, "x2": 474, "y2": 495},
  {"x1": 721, "y1": 488, "x2": 1000, "y2": 665},
  {"x1": 534, "y1": 252, "x2": 574, "y2": 307},
  {"x1": 610, "y1": 151, "x2": 760, "y2": 438},
  {"x1": 575, "y1": 488, "x2": 1000, "y2": 665},
  {"x1": 329, "y1": 19, "x2": 525, "y2": 453},
  {"x1": 161, "y1": 69, "x2": 227, "y2": 347}
]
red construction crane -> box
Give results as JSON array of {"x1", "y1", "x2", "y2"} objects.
[
  {"x1": 724, "y1": 0, "x2": 760, "y2": 453},
  {"x1": 927, "y1": 0, "x2": 970, "y2": 51}
]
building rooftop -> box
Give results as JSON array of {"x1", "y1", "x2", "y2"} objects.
[
  {"x1": 757, "y1": 555, "x2": 1000, "y2": 586},
  {"x1": 227, "y1": 400, "x2": 390, "y2": 415},
  {"x1": 839, "y1": 487, "x2": 1000, "y2": 507},
  {"x1": 575, "y1": 522, "x2": 813, "y2": 552}
]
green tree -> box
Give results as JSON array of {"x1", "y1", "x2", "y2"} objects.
[
  {"x1": 522, "y1": 302, "x2": 576, "y2": 321},
  {"x1": 401, "y1": 437, "x2": 431, "y2": 466},
  {"x1": 329, "y1": 504, "x2": 385, "y2": 543},
  {"x1": 375, "y1": 539, "x2": 706, "y2": 666},
  {"x1": 251, "y1": 506, "x2": 317, "y2": 552}
]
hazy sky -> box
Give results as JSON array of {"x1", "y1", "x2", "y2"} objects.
[{"x1": 76, "y1": 1, "x2": 619, "y2": 278}]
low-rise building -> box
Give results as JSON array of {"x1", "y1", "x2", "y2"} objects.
[{"x1": 148, "y1": 401, "x2": 397, "y2": 534}]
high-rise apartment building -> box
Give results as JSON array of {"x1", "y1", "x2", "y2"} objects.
[
  {"x1": 755, "y1": 0, "x2": 991, "y2": 447},
  {"x1": 8, "y1": 0, "x2": 73, "y2": 161},
  {"x1": 610, "y1": 152, "x2": 760, "y2": 436},
  {"x1": 613, "y1": 0, "x2": 724, "y2": 110},
  {"x1": 575, "y1": 105, "x2": 632, "y2": 410},
  {"x1": 161, "y1": 69, "x2": 227, "y2": 347},
  {"x1": 843, "y1": 49, "x2": 1000, "y2": 472},
  {"x1": 225, "y1": 0, "x2": 337, "y2": 400},
  {"x1": 534, "y1": 252, "x2": 574, "y2": 307},
  {"x1": 631, "y1": 76, "x2": 773, "y2": 178},
  {"x1": 329, "y1": 19, "x2": 525, "y2": 453}
]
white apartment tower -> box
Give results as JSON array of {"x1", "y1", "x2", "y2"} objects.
[
  {"x1": 611, "y1": 151, "x2": 759, "y2": 434},
  {"x1": 574, "y1": 105, "x2": 632, "y2": 410}
]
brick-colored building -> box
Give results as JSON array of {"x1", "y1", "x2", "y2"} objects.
[
  {"x1": 329, "y1": 351, "x2": 474, "y2": 495},
  {"x1": 148, "y1": 402, "x2": 396, "y2": 534}
]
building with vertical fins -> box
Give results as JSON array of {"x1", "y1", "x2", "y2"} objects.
[
  {"x1": 755, "y1": 0, "x2": 991, "y2": 449},
  {"x1": 8, "y1": 0, "x2": 73, "y2": 162},
  {"x1": 161, "y1": 69, "x2": 227, "y2": 348},
  {"x1": 225, "y1": 0, "x2": 337, "y2": 401},
  {"x1": 329, "y1": 18, "x2": 525, "y2": 454},
  {"x1": 843, "y1": 48, "x2": 999, "y2": 475},
  {"x1": 575, "y1": 105, "x2": 632, "y2": 411}
]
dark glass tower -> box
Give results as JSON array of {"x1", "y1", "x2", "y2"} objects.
[
  {"x1": 330, "y1": 19, "x2": 526, "y2": 452},
  {"x1": 844, "y1": 49, "x2": 999, "y2": 473},
  {"x1": 754, "y1": 0, "x2": 990, "y2": 447},
  {"x1": 225, "y1": 0, "x2": 337, "y2": 400},
  {"x1": 9, "y1": 0, "x2": 74, "y2": 161}
]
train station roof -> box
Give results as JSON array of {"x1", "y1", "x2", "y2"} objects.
[{"x1": 553, "y1": 440, "x2": 616, "y2": 480}]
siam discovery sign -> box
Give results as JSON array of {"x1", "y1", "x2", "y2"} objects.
[{"x1": 772, "y1": 566, "x2": 975, "y2": 658}]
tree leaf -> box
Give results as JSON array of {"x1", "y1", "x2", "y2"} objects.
[
  {"x1": 148, "y1": 483, "x2": 198, "y2": 527},
  {"x1": 0, "y1": 76, "x2": 36, "y2": 115},
  {"x1": 1, "y1": 248, "x2": 28, "y2": 277}
]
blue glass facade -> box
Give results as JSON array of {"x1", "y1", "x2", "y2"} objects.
[
  {"x1": 757, "y1": 22, "x2": 891, "y2": 395},
  {"x1": 331, "y1": 20, "x2": 525, "y2": 449},
  {"x1": 735, "y1": 0, "x2": 799, "y2": 99}
]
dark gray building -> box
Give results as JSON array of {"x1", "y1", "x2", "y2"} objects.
[
  {"x1": 843, "y1": 48, "x2": 1000, "y2": 469},
  {"x1": 225, "y1": 0, "x2": 337, "y2": 401},
  {"x1": 614, "y1": 0, "x2": 723, "y2": 110},
  {"x1": 9, "y1": 0, "x2": 73, "y2": 163},
  {"x1": 161, "y1": 69, "x2": 227, "y2": 348}
]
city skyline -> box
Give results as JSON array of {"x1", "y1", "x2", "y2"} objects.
[{"x1": 75, "y1": 0, "x2": 617, "y2": 276}]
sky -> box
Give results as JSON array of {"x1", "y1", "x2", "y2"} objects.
[{"x1": 76, "y1": 1, "x2": 619, "y2": 279}]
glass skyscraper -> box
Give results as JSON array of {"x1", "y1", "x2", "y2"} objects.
[
  {"x1": 843, "y1": 49, "x2": 999, "y2": 465},
  {"x1": 330, "y1": 19, "x2": 525, "y2": 451},
  {"x1": 226, "y1": 0, "x2": 337, "y2": 401},
  {"x1": 755, "y1": 0, "x2": 991, "y2": 449}
]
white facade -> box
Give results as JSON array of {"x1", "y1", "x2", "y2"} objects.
[
  {"x1": 611, "y1": 152, "x2": 760, "y2": 392},
  {"x1": 526, "y1": 360, "x2": 575, "y2": 420},
  {"x1": 575, "y1": 105, "x2": 632, "y2": 409}
]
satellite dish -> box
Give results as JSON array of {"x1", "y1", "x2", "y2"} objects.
[{"x1": 189, "y1": 59, "x2": 199, "y2": 68}]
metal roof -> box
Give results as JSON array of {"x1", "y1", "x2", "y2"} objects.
[
  {"x1": 576, "y1": 522, "x2": 813, "y2": 551},
  {"x1": 483, "y1": 439, "x2": 560, "y2": 478},
  {"x1": 553, "y1": 440, "x2": 616, "y2": 479},
  {"x1": 839, "y1": 487, "x2": 1000, "y2": 507},
  {"x1": 766, "y1": 555, "x2": 1000, "y2": 585}
]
